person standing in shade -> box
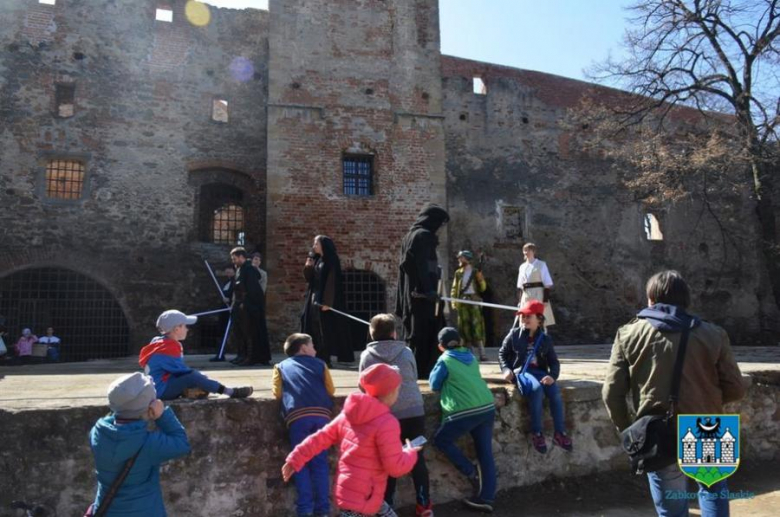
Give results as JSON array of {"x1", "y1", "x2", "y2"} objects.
[
  {"x1": 251, "y1": 251, "x2": 268, "y2": 294},
  {"x1": 396, "y1": 204, "x2": 450, "y2": 379},
  {"x1": 516, "y1": 243, "x2": 555, "y2": 327},
  {"x1": 38, "y1": 326, "x2": 62, "y2": 362},
  {"x1": 301, "y1": 235, "x2": 354, "y2": 365},
  {"x1": 231, "y1": 247, "x2": 272, "y2": 366}
]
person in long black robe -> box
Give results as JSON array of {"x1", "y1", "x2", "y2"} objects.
[
  {"x1": 300, "y1": 235, "x2": 354, "y2": 364},
  {"x1": 231, "y1": 248, "x2": 272, "y2": 366},
  {"x1": 395, "y1": 204, "x2": 449, "y2": 379}
]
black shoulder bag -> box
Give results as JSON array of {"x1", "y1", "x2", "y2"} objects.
[
  {"x1": 85, "y1": 447, "x2": 143, "y2": 517},
  {"x1": 620, "y1": 319, "x2": 694, "y2": 474}
]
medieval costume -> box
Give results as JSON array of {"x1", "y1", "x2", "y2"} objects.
[
  {"x1": 233, "y1": 259, "x2": 272, "y2": 365},
  {"x1": 395, "y1": 203, "x2": 449, "y2": 379},
  {"x1": 450, "y1": 250, "x2": 488, "y2": 361},
  {"x1": 301, "y1": 236, "x2": 354, "y2": 364},
  {"x1": 516, "y1": 258, "x2": 556, "y2": 326}
]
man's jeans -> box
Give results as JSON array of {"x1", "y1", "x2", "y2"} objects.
[
  {"x1": 647, "y1": 463, "x2": 729, "y2": 517},
  {"x1": 516, "y1": 369, "x2": 565, "y2": 434}
]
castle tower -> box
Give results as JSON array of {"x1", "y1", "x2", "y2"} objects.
[
  {"x1": 681, "y1": 428, "x2": 697, "y2": 464},
  {"x1": 720, "y1": 428, "x2": 736, "y2": 463},
  {"x1": 701, "y1": 438, "x2": 716, "y2": 464}
]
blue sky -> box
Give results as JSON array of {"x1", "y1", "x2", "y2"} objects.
[{"x1": 204, "y1": 0, "x2": 632, "y2": 81}]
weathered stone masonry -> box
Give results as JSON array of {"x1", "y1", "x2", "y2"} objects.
[{"x1": 1, "y1": 0, "x2": 777, "y2": 355}]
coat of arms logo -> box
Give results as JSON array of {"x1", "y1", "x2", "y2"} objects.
[{"x1": 678, "y1": 414, "x2": 740, "y2": 487}]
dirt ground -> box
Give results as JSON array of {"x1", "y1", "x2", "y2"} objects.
[{"x1": 405, "y1": 460, "x2": 779, "y2": 517}]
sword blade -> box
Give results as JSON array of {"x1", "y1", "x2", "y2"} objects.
[
  {"x1": 441, "y1": 296, "x2": 519, "y2": 312},
  {"x1": 318, "y1": 305, "x2": 370, "y2": 326}
]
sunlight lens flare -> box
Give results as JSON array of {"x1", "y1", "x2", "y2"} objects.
[{"x1": 185, "y1": 0, "x2": 212, "y2": 27}]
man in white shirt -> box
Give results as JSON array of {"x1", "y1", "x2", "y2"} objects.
[{"x1": 516, "y1": 243, "x2": 556, "y2": 326}]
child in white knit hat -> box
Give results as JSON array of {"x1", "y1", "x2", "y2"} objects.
[{"x1": 88, "y1": 372, "x2": 191, "y2": 516}]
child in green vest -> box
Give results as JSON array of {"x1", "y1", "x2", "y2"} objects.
[{"x1": 429, "y1": 327, "x2": 496, "y2": 513}]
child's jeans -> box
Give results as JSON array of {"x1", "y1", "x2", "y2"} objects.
[
  {"x1": 516, "y1": 368, "x2": 565, "y2": 435},
  {"x1": 385, "y1": 415, "x2": 430, "y2": 507},
  {"x1": 646, "y1": 463, "x2": 729, "y2": 517},
  {"x1": 160, "y1": 370, "x2": 222, "y2": 400},
  {"x1": 433, "y1": 408, "x2": 496, "y2": 502},
  {"x1": 290, "y1": 416, "x2": 330, "y2": 516}
]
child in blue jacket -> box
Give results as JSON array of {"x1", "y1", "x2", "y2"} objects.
[
  {"x1": 499, "y1": 300, "x2": 573, "y2": 454},
  {"x1": 139, "y1": 310, "x2": 253, "y2": 400},
  {"x1": 89, "y1": 372, "x2": 190, "y2": 516}
]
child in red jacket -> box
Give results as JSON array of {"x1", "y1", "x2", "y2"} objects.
[{"x1": 282, "y1": 364, "x2": 421, "y2": 517}]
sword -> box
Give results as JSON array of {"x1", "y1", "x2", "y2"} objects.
[
  {"x1": 204, "y1": 259, "x2": 233, "y2": 360},
  {"x1": 314, "y1": 303, "x2": 370, "y2": 326},
  {"x1": 189, "y1": 307, "x2": 231, "y2": 318},
  {"x1": 441, "y1": 296, "x2": 520, "y2": 313}
]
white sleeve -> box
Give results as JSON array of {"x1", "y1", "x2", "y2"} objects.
[
  {"x1": 541, "y1": 262, "x2": 554, "y2": 287},
  {"x1": 516, "y1": 266, "x2": 524, "y2": 288}
]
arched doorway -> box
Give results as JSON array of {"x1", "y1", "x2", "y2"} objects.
[
  {"x1": 0, "y1": 267, "x2": 130, "y2": 361},
  {"x1": 342, "y1": 269, "x2": 386, "y2": 351}
]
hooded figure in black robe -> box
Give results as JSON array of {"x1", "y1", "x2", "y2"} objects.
[
  {"x1": 395, "y1": 204, "x2": 449, "y2": 378},
  {"x1": 301, "y1": 235, "x2": 354, "y2": 364}
]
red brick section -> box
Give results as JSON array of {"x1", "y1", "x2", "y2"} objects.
[{"x1": 441, "y1": 55, "x2": 710, "y2": 124}]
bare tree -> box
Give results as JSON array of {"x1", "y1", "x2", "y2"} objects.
[{"x1": 586, "y1": 0, "x2": 780, "y2": 308}]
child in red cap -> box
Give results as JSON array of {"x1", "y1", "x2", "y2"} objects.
[
  {"x1": 282, "y1": 363, "x2": 421, "y2": 517},
  {"x1": 499, "y1": 300, "x2": 572, "y2": 454}
]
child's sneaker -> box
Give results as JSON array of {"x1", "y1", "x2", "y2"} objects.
[
  {"x1": 462, "y1": 497, "x2": 494, "y2": 513},
  {"x1": 531, "y1": 433, "x2": 547, "y2": 454},
  {"x1": 416, "y1": 502, "x2": 434, "y2": 517},
  {"x1": 554, "y1": 431, "x2": 573, "y2": 451},
  {"x1": 468, "y1": 462, "x2": 483, "y2": 496},
  {"x1": 230, "y1": 386, "x2": 254, "y2": 398}
]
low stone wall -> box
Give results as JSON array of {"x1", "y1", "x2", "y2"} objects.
[{"x1": 1, "y1": 374, "x2": 777, "y2": 516}]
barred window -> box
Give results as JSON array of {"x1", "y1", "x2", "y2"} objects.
[
  {"x1": 343, "y1": 155, "x2": 373, "y2": 197},
  {"x1": 212, "y1": 203, "x2": 245, "y2": 245},
  {"x1": 45, "y1": 159, "x2": 85, "y2": 200},
  {"x1": 343, "y1": 269, "x2": 386, "y2": 351}
]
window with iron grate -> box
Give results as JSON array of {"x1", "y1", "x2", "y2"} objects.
[
  {"x1": 45, "y1": 159, "x2": 85, "y2": 200},
  {"x1": 199, "y1": 183, "x2": 246, "y2": 245},
  {"x1": 343, "y1": 154, "x2": 374, "y2": 197},
  {"x1": 342, "y1": 269, "x2": 386, "y2": 350}
]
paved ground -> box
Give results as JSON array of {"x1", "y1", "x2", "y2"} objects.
[
  {"x1": 424, "y1": 459, "x2": 779, "y2": 517},
  {"x1": 1, "y1": 345, "x2": 778, "y2": 411}
]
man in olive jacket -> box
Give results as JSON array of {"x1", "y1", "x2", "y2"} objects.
[{"x1": 602, "y1": 270, "x2": 745, "y2": 517}]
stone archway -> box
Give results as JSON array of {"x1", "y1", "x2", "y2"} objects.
[{"x1": 0, "y1": 267, "x2": 130, "y2": 361}]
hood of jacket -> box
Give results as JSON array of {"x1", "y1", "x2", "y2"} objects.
[
  {"x1": 365, "y1": 340, "x2": 407, "y2": 364},
  {"x1": 637, "y1": 303, "x2": 701, "y2": 332},
  {"x1": 91, "y1": 416, "x2": 148, "y2": 464},
  {"x1": 138, "y1": 336, "x2": 182, "y2": 368},
  {"x1": 444, "y1": 347, "x2": 475, "y2": 365},
  {"x1": 342, "y1": 392, "x2": 391, "y2": 426},
  {"x1": 411, "y1": 204, "x2": 449, "y2": 233}
]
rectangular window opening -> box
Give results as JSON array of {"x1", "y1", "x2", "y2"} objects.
[
  {"x1": 55, "y1": 83, "x2": 75, "y2": 118},
  {"x1": 343, "y1": 155, "x2": 374, "y2": 197},
  {"x1": 473, "y1": 77, "x2": 487, "y2": 95},
  {"x1": 45, "y1": 160, "x2": 85, "y2": 200},
  {"x1": 212, "y1": 98, "x2": 229, "y2": 123},
  {"x1": 156, "y1": 8, "x2": 173, "y2": 22},
  {"x1": 39, "y1": 0, "x2": 56, "y2": 5},
  {"x1": 644, "y1": 213, "x2": 664, "y2": 241}
]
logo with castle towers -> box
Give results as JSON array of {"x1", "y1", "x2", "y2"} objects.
[{"x1": 678, "y1": 414, "x2": 740, "y2": 487}]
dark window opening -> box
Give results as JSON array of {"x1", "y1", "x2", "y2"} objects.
[
  {"x1": 343, "y1": 155, "x2": 374, "y2": 197},
  {"x1": 199, "y1": 183, "x2": 246, "y2": 245},
  {"x1": 342, "y1": 270, "x2": 386, "y2": 351},
  {"x1": 0, "y1": 267, "x2": 130, "y2": 362},
  {"x1": 500, "y1": 205, "x2": 525, "y2": 240},
  {"x1": 55, "y1": 83, "x2": 75, "y2": 118},
  {"x1": 45, "y1": 159, "x2": 85, "y2": 200}
]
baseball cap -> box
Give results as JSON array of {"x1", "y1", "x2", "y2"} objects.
[{"x1": 156, "y1": 310, "x2": 197, "y2": 334}]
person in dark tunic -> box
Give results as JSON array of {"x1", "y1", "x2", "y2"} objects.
[
  {"x1": 300, "y1": 235, "x2": 354, "y2": 365},
  {"x1": 230, "y1": 247, "x2": 272, "y2": 366},
  {"x1": 395, "y1": 204, "x2": 449, "y2": 379}
]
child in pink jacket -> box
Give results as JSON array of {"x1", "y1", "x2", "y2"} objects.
[{"x1": 282, "y1": 363, "x2": 421, "y2": 517}]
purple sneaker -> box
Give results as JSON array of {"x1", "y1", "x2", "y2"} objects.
[
  {"x1": 532, "y1": 433, "x2": 547, "y2": 454},
  {"x1": 554, "y1": 432, "x2": 573, "y2": 451}
]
